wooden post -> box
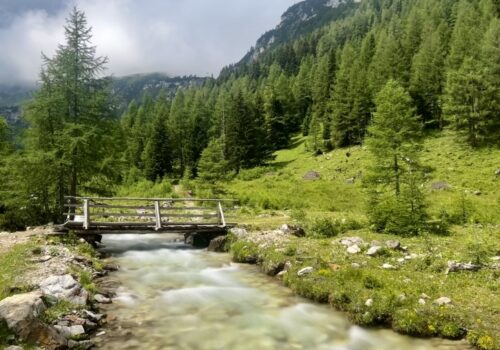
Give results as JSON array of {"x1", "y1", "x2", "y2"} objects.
[
  {"x1": 83, "y1": 199, "x2": 90, "y2": 230},
  {"x1": 218, "y1": 201, "x2": 226, "y2": 227},
  {"x1": 154, "y1": 200, "x2": 162, "y2": 231}
]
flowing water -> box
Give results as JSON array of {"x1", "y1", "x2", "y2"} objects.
[{"x1": 93, "y1": 234, "x2": 471, "y2": 350}]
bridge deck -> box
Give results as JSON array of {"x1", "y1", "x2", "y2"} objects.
[{"x1": 62, "y1": 196, "x2": 237, "y2": 234}]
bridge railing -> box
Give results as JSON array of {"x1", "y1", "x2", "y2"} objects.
[{"x1": 64, "y1": 196, "x2": 237, "y2": 230}]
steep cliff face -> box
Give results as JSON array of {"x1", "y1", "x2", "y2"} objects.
[{"x1": 241, "y1": 0, "x2": 359, "y2": 63}]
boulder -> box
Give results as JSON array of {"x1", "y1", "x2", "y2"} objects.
[
  {"x1": 303, "y1": 171, "x2": 320, "y2": 181},
  {"x1": 40, "y1": 275, "x2": 88, "y2": 305},
  {"x1": 207, "y1": 236, "x2": 228, "y2": 252},
  {"x1": 386, "y1": 240, "x2": 401, "y2": 250},
  {"x1": 262, "y1": 261, "x2": 285, "y2": 276},
  {"x1": 297, "y1": 267, "x2": 314, "y2": 277},
  {"x1": 366, "y1": 246, "x2": 382, "y2": 256},
  {"x1": 446, "y1": 261, "x2": 482, "y2": 274},
  {"x1": 347, "y1": 245, "x2": 361, "y2": 254},
  {"x1": 0, "y1": 292, "x2": 66, "y2": 349},
  {"x1": 339, "y1": 237, "x2": 364, "y2": 247},
  {"x1": 280, "y1": 224, "x2": 305, "y2": 237}
]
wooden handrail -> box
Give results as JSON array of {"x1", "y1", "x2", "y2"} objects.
[{"x1": 64, "y1": 196, "x2": 237, "y2": 202}]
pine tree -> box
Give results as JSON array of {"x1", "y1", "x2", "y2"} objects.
[
  {"x1": 0, "y1": 116, "x2": 10, "y2": 155},
  {"x1": 365, "y1": 80, "x2": 427, "y2": 235},
  {"x1": 197, "y1": 138, "x2": 230, "y2": 183},
  {"x1": 143, "y1": 94, "x2": 172, "y2": 181}
]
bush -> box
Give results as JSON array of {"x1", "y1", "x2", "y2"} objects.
[{"x1": 306, "y1": 216, "x2": 363, "y2": 238}]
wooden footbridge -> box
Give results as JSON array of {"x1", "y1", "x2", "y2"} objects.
[{"x1": 63, "y1": 196, "x2": 236, "y2": 234}]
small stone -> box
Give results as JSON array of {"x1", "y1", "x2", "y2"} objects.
[
  {"x1": 297, "y1": 267, "x2": 314, "y2": 277},
  {"x1": 434, "y1": 297, "x2": 452, "y2": 306},
  {"x1": 276, "y1": 271, "x2": 287, "y2": 278},
  {"x1": 303, "y1": 171, "x2": 321, "y2": 181},
  {"x1": 495, "y1": 169, "x2": 500, "y2": 177},
  {"x1": 284, "y1": 261, "x2": 293, "y2": 272},
  {"x1": 397, "y1": 258, "x2": 405, "y2": 263},
  {"x1": 345, "y1": 178, "x2": 355, "y2": 184},
  {"x1": 347, "y1": 244, "x2": 361, "y2": 254},
  {"x1": 280, "y1": 224, "x2": 305, "y2": 237},
  {"x1": 351, "y1": 263, "x2": 361, "y2": 269},
  {"x1": 79, "y1": 238, "x2": 86, "y2": 244},
  {"x1": 418, "y1": 298, "x2": 427, "y2": 305},
  {"x1": 339, "y1": 237, "x2": 364, "y2": 247},
  {"x1": 94, "y1": 294, "x2": 111, "y2": 304},
  {"x1": 381, "y1": 263, "x2": 395, "y2": 269},
  {"x1": 366, "y1": 246, "x2": 382, "y2": 256},
  {"x1": 5, "y1": 346, "x2": 24, "y2": 350},
  {"x1": 96, "y1": 331, "x2": 106, "y2": 336},
  {"x1": 365, "y1": 299, "x2": 373, "y2": 307},
  {"x1": 474, "y1": 190, "x2": 482, "y2": 196},
  {"x1": 386, "y1": 240, "x2": 401, "y2": 250},
  {"x1": 54, "y1": 324, "x2": 86, "y2": 338},
  {"x1": 420, "y1": 293, "x2": 430, "y2": 299},
  {"x1": 83, "y1": 309, "x2": 103, "y2": 322},
  {"x1": 398, "y1": 294, "x2": 407, "y2": 302}
]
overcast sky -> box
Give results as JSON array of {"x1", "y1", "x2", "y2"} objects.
[{"x1": 0, "y1": 0, "x2": 300, "y2": 85}]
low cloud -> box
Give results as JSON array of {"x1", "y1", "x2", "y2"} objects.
[{"x1": 0, "y1": 0, "x2": 299, "y2": 84}]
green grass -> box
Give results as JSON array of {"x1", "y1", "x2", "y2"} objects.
[
  {"x1": 220, "y1": 131, "x2": 500, "y2": 227},
  {"x1": 0, "y1": 241, "x2": 37, "y2": 300},
  {"x1": 229, "y1": 226, "x2": 500, "y2": 349}
]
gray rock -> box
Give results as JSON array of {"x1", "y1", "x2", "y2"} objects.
[
  {"x1": 366, "y1": 246, "x2": 382, "y2": 256},
  {"x1": 347, "y1": 244, "x2": 361, "y2": 254},
  {"x1": 345, "y1": 177, "x2": 355, "y2": 184},
  {"x1": 386, "y1": 240, "x2": 401, "y2": 250},
  {"x1": 446, "y1": 261, "x2": 482, "y2": 274},
  {"x1": 263, "y1": 261, "x2": 285, "y2": 276},
  {"x1": 420, "y1": 293, "x2": 430, "y2": 299},
  {"x1": 280, "y1": 224, "x2": 305, "y2": 237},
  {"x1": 297, "y1": 267, "x2": 314, "y2": 277},
  {"x1": 434, "y1": 297, "x2": 452, "y2": 306},
  {"x1": 93, "y1": 294, "x2": 111, "y2": 304},
  {"x1": 365, "y1": 299, "x2": 373, "y2": 307},
  {"x1": 54, "y1": 325, "x2": 85, "y2": 339},
  {"x1": 351, "y1": 263, "x2": 361, "y2": 269},
  {"x1": 303, "y1": 171, "x2": 320, "y2": 181},
  {"x1": 276, "y1": 271, "x2": 287, "y2": 278},
  {"x1": 495, "y1": 168, "x2": 500, "y2": 177},
  {"x1": 381, "y1": 263, "x2": 395, "y2": 269},
  {"x1": 230, "y1": 228, "x2": 247, "y2": 237},
  {"x1": 68, "y1": 340, "x2": 93, "y2": 350},
  {"x1": 339, "y1": 237, "x2": 364, "y2": 247},
  {"x1": 40, "y1": 275, "x2": 89, "y2": 305},
  {"x1": 0, "y1": 291, "x2": 66, "y2": 349},
  {"x1": 83, "y1": 309, "x2": 103, "y2": 322},
  {"x1": 418, "y1": 298, "x2": 427, "y2": 305},
  {"x1": 207, "y1": 236, "x2": 228, "y2": 252},
  {"x1": 284, "y1": 261, "x2": 293, "y2": 272},
  {"x1": 431, "y1": 181, "x2": 451, "y2": 191}
]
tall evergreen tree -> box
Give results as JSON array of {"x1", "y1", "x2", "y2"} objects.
[{"x1": 365, "y1": 80, "x2": 427, "y2": 235}]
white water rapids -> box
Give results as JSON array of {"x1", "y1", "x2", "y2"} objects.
[{"x1": 92, "y1": 234, "x2": 471, "y2": 350}]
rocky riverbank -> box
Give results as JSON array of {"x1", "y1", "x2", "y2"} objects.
[
  {"x1": 0, "y1": 227, "x2": 116, "y2": 349},
  {"x1": 222, "y1": 225, "x2": 500, "y2": 350}
]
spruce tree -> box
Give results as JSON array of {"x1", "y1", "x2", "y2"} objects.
[
  {"x1": 365, "y1": 80, "x2": 427, "y2": 235},
  {"x1": 197, "y1": 138, "x2": 230, "y2": 183}
]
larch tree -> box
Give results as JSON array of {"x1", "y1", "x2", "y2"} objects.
[{"x1": 23, "y1": 7, "x2": 119, "y2": 219}]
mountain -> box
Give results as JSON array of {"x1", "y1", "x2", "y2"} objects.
[
  {"x1": 0, "y1": 74, "x2": 208, "y2": 127},
  {"x1": 112, "y1": 73, "x2": 208, "y2": 112},
  {"x1": 240, "y1": 0, "x2": 360, "y2": 64}
]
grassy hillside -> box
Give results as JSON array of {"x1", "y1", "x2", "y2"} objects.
[
  {"x1": 222, "y1": 131, "x2": 500, "y2": 229},
  {"x1": 214, "y1": 131, "x2": 499, "y2": 349}
]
